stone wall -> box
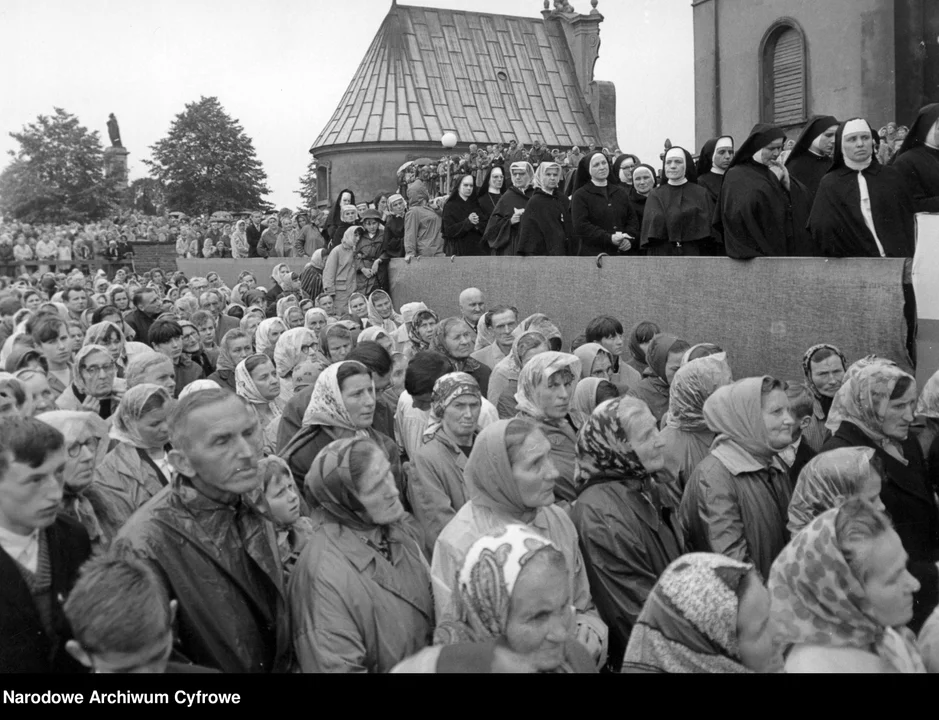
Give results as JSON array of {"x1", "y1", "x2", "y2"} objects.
[{"x1": 131, "y1": 241, "x2": 179, "y2": 275}]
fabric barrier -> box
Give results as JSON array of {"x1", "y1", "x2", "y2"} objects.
[{"x1": 176, "y1": 258, "x2": 310, "y2": 287}]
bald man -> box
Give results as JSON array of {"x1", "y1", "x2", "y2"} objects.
[{"x1": 458, "y1": 288, "x2": 486, "y2": 342}]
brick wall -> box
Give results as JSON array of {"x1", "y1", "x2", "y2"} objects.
[{"x1": 131, "y1": 241, "x2": 179, "y2": 275}]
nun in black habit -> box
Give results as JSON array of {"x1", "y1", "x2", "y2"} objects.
[
  {"x1": 784, "y1": 115, "x2": 839, "y2": 198},
  {"x1": 640, "y1": 147, "x2": 711, "y2": 256},
  {"x1": 441, "y1": 174, "x2": 485, "y2": 256},
  {"x1": 695, "y1": 136, "x2": 734, "y2": 206},
  {"x1": 627, "y1": 163, "x2": 658, "y2": 233},
  {"x1": 482, "y1": 161, "x2": 534, "y2": 256},
  {"x1": 714, "y1": 123, "x2": 812, "y2": 258},
  {"x1": 893, "y1": 103, "x2": 939, "y2": 213},
  {"x1": 476, "y1": 165, "x2": 508, "y2": 230},
  {"x1": 808, "y1": 118, "x2": 915, "y2": 258},
  {"x1": 571, "y1": 151, "x2": 641, "y2": 257},
  {"x1": 517, "y1": 162, "x2": 572, "y2": 256}
]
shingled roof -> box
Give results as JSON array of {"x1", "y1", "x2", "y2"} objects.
[{"x1": 311, "y1": 2, "x2": 603, "y2": 151}]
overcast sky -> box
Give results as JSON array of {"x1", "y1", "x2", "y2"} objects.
[{"x1": 1, "y1": 0, "x2": 694, "y2": 208}]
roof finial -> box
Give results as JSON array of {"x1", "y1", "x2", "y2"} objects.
[
  {"x1": 590, "y1": 0, "x2": 599, "y2": 12},
  {"x1": 544, "y1": 0, "x2": 550, "y2": 9}
]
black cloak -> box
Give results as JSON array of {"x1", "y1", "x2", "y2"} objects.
[
  {"x1": 785, "y1": 115, "x2": 839, "y2": 198},
  {"x1": 442, "y1": 177, "x2": 485, "y2": 256},
  {"x1": 893, "y1": 103, "x2": 939, "y2": 213},
  {"x1": 476, "y1": 166, "x2": 508, "y2": 229},
  {"x1": 482, "y1": 185, "x2": 532, "y2": 256},
  {"x1": 641, "y1": 148, "x2": 711, "y2": 250}
]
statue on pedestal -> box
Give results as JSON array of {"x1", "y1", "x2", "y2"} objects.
[{"x1": 107, "y1": 113, "x2": 123, "y2": 148}]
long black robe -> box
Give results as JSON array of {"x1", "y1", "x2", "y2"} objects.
[
  {"x1": 786, "y1": 152, "x2": 831, "y2": 200},
  {"x1": 477, "y1": 191, "x2": 503, "y2": 230},
  {"x1": 809, "y1": 161, "x2": 915, "y2": 258},
  {"x1": 640, "y1": 182, "x2": 712, "y2": 252},
  {"x1": 627, "y1": 187, "x2": 651, "y2": 231},
  {"x1": 697, "y1": 171, "x2": 724, "y2": 206},
  {"x1": 571, "y1": 182, "x2": 641, "y2": 256},
  {"x1": 892, "y1": 102, "x2": 939, "y2": 213},
  {"x1": 482, "y1": 186, "x2": 532, "y2": 256},
  {"x1": 517, "y1": 188, "x2": 572, "y2": 256},
  {"x1": 442, "y1": 194, "x2": 485, "y2": 256},
  {"x1": 716, "y1": 161, "x2": 812, "y2": 258}
]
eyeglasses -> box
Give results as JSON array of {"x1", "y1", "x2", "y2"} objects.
[
  {"x1": 82, "y1": 362, "x2": 116, "y2": 376},
  {"x1": 67, "y1": 436, "x2": 100, "y2": 458},
  {"x1": 182, "y1": 331, "x2": 199, "y2": 341},
  {"x1": 300, "y1": 344, "x2": 314, "y2": 354}
]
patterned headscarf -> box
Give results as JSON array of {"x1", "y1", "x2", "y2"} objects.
[
  {"x1": 574, "y1": 396, "x2": 653, "y2": 489},
  {"x1": 304, "y1": 437, "x2": 380, "y2": 531},
  {"x1": 787, "y1": 447, "x2": 879, "y2": 534},
  {"x1": 666, "y1": 354, "x2": 734, "y2": 432},
  {"x1": 422, "y1": 372, "x2": 481, "y2": 442},
  {"x1": 532, "y1": 161, "x2": 562, "y2": 193},
  {"x1": 915, "y1": 369, "x2": 939, "y2": 419},
  {"x1": 300, "y1": 361, "x2": 372, "y2": 435},
  {"x1": 769, "y1": 508, "x2": 926, "y2": 673},
  {"x1": 255, "y1": 318, "x2": 287, "y2": 356},
  {"x1": 622, "y1": 553, "x2": 754, "y2": 673},
  {"x1": 431, "y1": 317, "x2": 483, "y2": 374},
  {"x1": 110, "y1": 383, "x2": 173, "y2": 448},
  {"x1": 513, "y1": 313, "x2": 561, "y2": 348},
  {"x1": 72, "y1": 344, "x2": 113, "y2": 396},
  {"x1": 496, "y1": 330, "x2": 549, "y2": 388},
  {"x1": 366, "y1": 290, "x2": 402, "y2": 334},
  {"x1": 236, "y1": 355, "x2": 281, "y2": 415},
  {"x1": 515, "y1": 351, "x2": 582, "y2": 421},
  {"x1": 465, "y1": 419, "x2": 532, "y2": 520},
  {"x1": 273, "y1": 328, "x2": 316, "y2": 379},
  {"x1": 572, "y1": 343, "x2": 613, "y2": 379},
  {"x1": 824, "y1": 363, "x2": 915, "y2": 462},
  {"x1": 84, "y1": 321, "x2": 126, "y2": 365},
  {"x1": 408, "y1": 309, "x2": 438, "y2": 352},
  {"x1": 825, "y1": 356, "x2": 899, "y2": 433},
  {"x1": 801, "y1": 344, "x2": 848, "y2": 402}
]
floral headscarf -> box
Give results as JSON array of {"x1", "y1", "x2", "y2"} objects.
[
  {"x1": 304, "y1": 437, "x2": 380, "y2": 532},
  {"x1": 235, "y1": 355, "x2": 281, "y2": 414},
  {"x1": 255, "y1": 318, "x2": 287, "y2": 356},
  {"x1": 300, "y1": 361, "x2": 372, "y2": 435},
  {"x1": 787, "y1": 447, "x2": 879, "y2": 534},
  {"x1": 824, "y1": 363, "x2": 915, "y2": 461},
  {"x1": 915, "y1": 369, "x2": 939, "y2": 419},
  {"x1": 801, "y1": 344, "x2": 847, "y2": 402},
  {"x1": 273, "y1": 328, "x2": 317, "y2": 379},
  {"x1": 513, "y1": 313, "x2": 561, "y2": 349},
  {"x1": 408, "y1": 309, "x2": 438, "y2": 352},
  {"x1": 572, "y1": 343, "x2": 613, "y2": 379},
  {"x1": 432, "y1": 317, "x2": 483, "y2": 374},
  {"x1": 72, "y1": 344, "x2": 113, "y2": 396},
  {"x1": 367, "y1": 290, "x2": 402, "y2": 334},
  {"x1": 497, "y1": 330, "x2": 549, "y2": 387},
  {"x1": 84, "y1": 321, "x2": 126, "y2": 365},
  {"x1": 666, "y1": 354, "x2": 733, "y2": 432},
  {"x1": 515, "y1": 351, "x2": 582, "y2": 421},
  {"x1": 825, "y1": 356, "x2": 898, "y2": 433},
  {"x1": 704, "y1": 377, "x2": 779, "y2": 468},
  {"x1": 422, "y1": 372, "x2": 481, "y2": 442},
  {"x1": 574, "y1": 396, "x2": 653, "y2": 488},
  {"x1": 110, "y1": 383, "x2": 173, "y2": 448},
  {"x1": 769, "y1": 507, "x2": 926, "y2": 673},
  {"x1": 622, "y1": 553, "x2": 754, "y2": 674}
]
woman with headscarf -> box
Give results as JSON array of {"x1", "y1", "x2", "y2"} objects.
[
  {"x1": 571, "y1": 152, "x2": 640, "y2": 257},
  {"x1": 275, "y1": 296, "x2": 299, "y2": 325},
  {"x1": 514, "y1": 351, "x2": 584, "y2": 504},
  {"x1": 265, "y1": 263, "x2": 293, "y2": 316},
  {"x1": 784, "y1": 115, "x2": 840, "y2": 198},
  {"x1": 787, "y1": 447, "x2": 885, "y2": 534},
  {"x1": 288, "y1": 437, "x2": 432, "y2": 673},
  {"x1": 821, "y1": 363, "x2": 939, "y2": 631},
  {"x1": 571, "y1": 377, "x2": 619, "y2": 416},
  {"x1": 304, "y1": 307, "x2": 329, "y2": 343},
  {"x1": 84, "y1": 320, "x2": 132, "y2": 378},
  {"x1": 627, "y1": 163, "x2": 658, "y2": 236},
  {"x1": 255, "y1": 317, "x2": 287, "y2": 361},
  {"x1": 476, "y1": 165, "x2": 508, "y2": 231},
  {"x1": 715, "y1": 123, "x2": 812, "y2": 258},
  {"x1": 207, "y1": 328, "x2": 252, "y2": 392},
  {"x1": 770, "y1": 499, "x2": 924, "y2": 673},
  {"x1": 441, "y1": 174, "x2": 485, "y2": 256},
  {"x1": 658, "y1": 353, "x2": 734, "y2": 510},
  {"x1": 624, "y1": 321, "x2": 660, "y2": 376},
  {"x1": 380, "y1": 193, "x2": 407, "y2": 267},
  {"x1": 323, "y1": 226, "x2": 362, "y2": 312},
  {"x1": 809, "y1": 118, "x2": 915, "y2": 258},
  {"x1": 678, "y1": 376, "x2": 795, "y2": 581},
  {"x1": 354, "y1": 208, "x2": 387, "y2": 295},
  {"x1": 516, "y1": 161, "x2": 572, "y2": 256},
  {"x1": 489, "y1": 329, "x2": 551, "y2": 420},
  {"x1": 54, "y1": 344, "x2": 121, "y2": 419},
  {"x1": 230, "y1": 219, "x2": 250, "y2": 259},
  {"x1": 622, "y1": 553, "x2": 776, "y2": 673},
  {"x1": 640, "y1": 147, "x2": 712, "y2": 256},
  {"x1": 696, "y1": 136, "x2": 735, "y2": 207},
  {"x1": 571, "y1": 397, "x2": 683, "y2": 671},
  {"x1": 405, "y1": 308, "x2": 437, "y2": 359},
  {"x1": 97, "y1": 383, "x2": 174, "y2": 522},
  {"x1": 482, "y1": 161, "x2": 534, "y2": 256},
  {"x1": 408, "y1": 372, "x2": 483, "y2": 552},
  {"x1": 893, "y1": 103, "x2": 939, "y2": 213},
  {"x1": 273, "y1": 327, "x2": 322, "y2": 403},
  {"x1": 432, "y1": 418, "x2": 608, "y2": 667},
  {"x1": 431, "y1": 317, "x2": 491, "y2": 396},
  {"x1": 573, "y1": 342, "x2": 615, "y2": 385},
  {"x1": 634, "y1": 333, "x2": 691, "y2": 424},
  {"x1": 800, "y1": 343, "x2": 847, "y2": 452}
]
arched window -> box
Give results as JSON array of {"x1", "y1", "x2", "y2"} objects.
[
  {"x1": 761, "y1": 22, "x2": 806, "y2": 126},
  {"x1": 315, "y1": 164, "x2": 330, "y2": 207}
]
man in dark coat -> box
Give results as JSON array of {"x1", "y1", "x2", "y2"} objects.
[
  {"x1": 124, "y1": 287, "x2": 164, "y2": 347},
  {"x1": 785, "y1": 115, "x2": 839, "y2": 199},
  {"x1": 517, "y1": 162, "x2": 573, "y2": 256},
  {"x1": 715, "y1": 123, "x2": 813, "y2": 258},
  {"x1": 0, "y1": 417, "x2": 91, "y2": 674},
  {"x1": 482, "y1": 161, "x2": 534, "y2": 256},
  {"x1": 246, "y1": 211, "x2": 264, "y2": 258},
  {"x1": 117, "y1": 390, "x2": 293, "y2": 673},
  {"x1": 199, "y1": 289, "x2": 240, "y2": 346},
  {"x1": 893, "y1": 103, "x2": 939, "y2": 213}
]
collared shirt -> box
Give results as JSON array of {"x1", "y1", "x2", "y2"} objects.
[
  {"x1": 0, "y1": 524, "x2": 40, "y2": 573},
  {"x1": 778, "y1": 436, "x2": 803, "y2": 468}
]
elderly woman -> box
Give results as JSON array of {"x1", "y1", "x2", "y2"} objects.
[
  {"x1": 634, "y1": 333, "x2": 692, "y2": 424},
  {"x1": 622, "y1": 553, "x2": 777, "y2": 673},
  {"x1": 36, "y1": 410, "x2": 122, "y2": 550},
  {"x1": 573, "y1": 342, "x2": 615, "y2": 383},
  {"x1": 97, "y1": 383, "x2": 174, "y2": 522},
  {"x1": 431, "y1": 317, "x2": 491, "y2": 396},
  {"x1": 288, "y1": 437, "x2": 433, "y2": 673},
  {"x1": 323, "y1": 226, "x2": 362, "y2": 311},
  {"x1": 275, "y1": 295, "x2": 298, "y2": 323},
  {"x1": 55, "y1": 344, "x2": 121, "y2": 419},
  {"x1": 822, "y1": 363, "x2": 939, "y2": 631},
  {"x1": 571, "y1": 151, "x2": 640, "y2": 256},
  {"x1": 304, "y1": 307, "x2": 329, "y2": 342},
  {"x1": 236, "y1": 354, "x2": 283, "y2": 454},
  {"x1": 488, "y1": 331, "x2": 550, "y2": 420},
  {"x1": 255, "y1": 317, "x2": 287, "y2": 361},
  {"x1": 432, "y1": 418, "x2": 608, "y2": 667},
  {"x1": 14, "y1": 368, "x2": 56, "y2": 416},
  {"x1": 230, "y1": 219, "x2": 250, "y2": 259},
  {"x1": 800, "y1": 343, "x2": 847, "y2": 452},
  {"x1": 395, "y1": 525, "x2": 596, "y2": 673},
  {"x1": 679, "y1": 376, "x2": 795, "y2": 581},
  {"x1": 483, "y1": 161, "x2": 533, "y2": 256},
  {"x1": 206, "y1": 329, "x2": 253, "y2": 393},
  {"x1": 273, "y1": 328, "x2": 322, "y2": 403},
  {"x1": 770, "y1": 499, "x2": 924, "y2": 672},
  {"x1": 658, "y1": 354, "x2": 734, "y2": 509},
  {"x1": 571, "y1": 397, "x2": 683, "y2": 672},
  {"x1": 406, "y1": 309, "x2": 437, "y2": 359},
  {"x1": 514, "y1": 352, "x2": 585, "y2": 504},
  {"x1": 787, "y1": 447, "x2": 885, "y2": 534},
  {"x1": 84, "y1": 320, "x2": 144, "y2": 378},
  {"x1": 409, "y1": 372, "x2": 482, "y2": 552}
]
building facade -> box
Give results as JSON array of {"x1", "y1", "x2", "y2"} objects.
[{"x1": 693, "y1": 0, "x2": 939, "y2": 148}]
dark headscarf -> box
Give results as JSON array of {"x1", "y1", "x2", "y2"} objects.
[
  {"x1": 477, "y1": 166, "x2": 508, "y2": 200},
  {"x1": 575, "y1": 396, "x2": 653, "y2": 491},
  {"x1": 661, "y1": 146, "x2": 699, "y2": 184},
  {"x1": 408, "y1": 309, "x2": 438, "y2": 353},
  {"x1": 785, "y1": 115, "x2": 840, "y2": 168},
  {"x1": 646, "y1": 333, "x2": 681, "y2": 382},
  {"x1": 627, "y1": 321, "x2": 660, "y2": 370},
  {"x1": 896, "y1": 103, "x2": 939, "y2": 157},
  {"x1": 828, "y1": 118, "x2": 880, "y2": 172},
  {"x1": 572, "y1": 152, "x2": 611, "y2": 196},
  {"x1": 729, "y1": 124, "x2": 787, "y2": 168},
  {"x1": 611, "y1": 154, "x2": 639, "y2": 187},
  {"x1": 696, "y1": 136, "x2": 734, "y2": 176},
  {"x1": 326, "y1": 188, "x2": 356, "y2": 228}
]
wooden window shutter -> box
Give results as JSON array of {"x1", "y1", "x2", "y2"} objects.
[{"x1": 772, "y1": 29, "x2": 805, "y2": 124}]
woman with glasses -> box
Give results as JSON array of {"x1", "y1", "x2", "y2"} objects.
[
  {"x1": 179, "y1": 320, "x2": 215, "y2": 377},
  {"x1": 54, "y1": 344, "x2": 121, "y2": 419}
]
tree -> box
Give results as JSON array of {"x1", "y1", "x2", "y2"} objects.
[
  {"x1": 0, "y1": 108, "x2": 120, "y2": 223},
  {"x1": 125, "y1": 177, "x2": 166, "y2": 216},
  {"x1": 295, "y1": 156, "x2": 318, "y2": 210},
  {"x1": 144, "y1": 96, "x2": 271, "y2": 215}
]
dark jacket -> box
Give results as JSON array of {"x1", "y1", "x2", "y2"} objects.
[
  {"x1": 207, "y1": 368, "x2": 236, "y2": 392},
  {"x1": 482, "y1": 186, "x2": 531, "y2": 256},
  {"x1": 214, "y1": 314, "x2": 241, "y2": 346},
  {"x1": 246, "y1": 222, "x2": 263, "y2": 258},
  {"x1": 174, "y1": 355, "x2": 205, "y2": 398},
  {"x1": 787, "y1": 152, "x2": 831, "y2": 199},
  {"x1": 571, "y1": 182, "x2": 641, "y2": 257},
  {"x1": 787, "y1": 438, "x2": 817, "y2": 492},
  {"x1": 517, "y1": 188, "x2": 572, "y2": 256},
  {"x1": 0, "y1": 515, "x2": 91, "y2": 673},
  {"x1": 125, "y1": 309, "x2": 155, "y2": 347},
  {"x1": 442, "y1": 195, "x2": 485, "y2": 256},
  {"x1": 893, "y1": 145, "x2": 939, "y2": 213},
  {"x1": 823, "y1": 421, "x2": 939, "y2": 632}
]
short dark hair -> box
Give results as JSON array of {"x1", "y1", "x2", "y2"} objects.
[
  {"x1": 405, "y1": 351, "x2": 453, "y2": 397},
  {"x1": 595, "y1": 380, "x2": 619, "y2": 404},
  {"x1": 91, "y1": 305, "x2": 122, "y2": 325},
  {"x1": 0, "y1": 417, "x2": 65, "y2": 480},
  {"x1": 485, "y1": 306, "x2": 518, "y2": 328},
  {"x1": 346, "y1": 341, "x2": 393, "y2": 376},
  {"x1": 336, "y1": 360, "x2": 371, "y2": 392},
  {"x1": 148, "y1": 318, "x2": 183, "y2": 346},
  {"x1": 227, "y1": 306, "x2": 245, "y2": 319},
  {"x1": 61, "y1": 286, "x2": 85, "y2": 303},
  {"x1": 585, "y1": 315, "x2": 623, "y2": 343},
  {"x1": 132, "y1": 288, "x2": 155, "y2": 308},
  {"x1": 31, "y1": 316, "x2": 67, "y2": 345},
  {"x1": 190, "y1": 310, "x2": 214, "y2": 327}
]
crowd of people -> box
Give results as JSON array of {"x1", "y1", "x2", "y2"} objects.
[{"x1": 0, "y1": 103, "x2": 938, "y2": 675}]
